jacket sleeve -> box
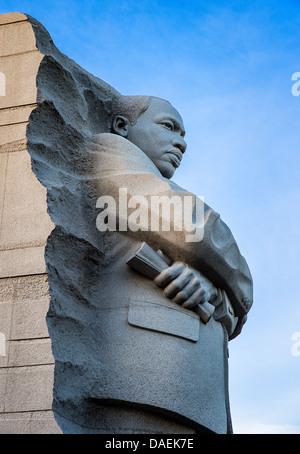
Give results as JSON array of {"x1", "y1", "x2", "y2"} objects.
[{"x1": 90, "y1": 133, "x2": 253, "y2": 335}]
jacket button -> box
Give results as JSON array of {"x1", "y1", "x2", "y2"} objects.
[{"x1": 242, "y1": 297, "x2": 251, "y2": 310}]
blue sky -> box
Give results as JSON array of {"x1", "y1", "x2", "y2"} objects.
[{"x1": 2, "y1": 0, "x2": 300, "y2": 434}]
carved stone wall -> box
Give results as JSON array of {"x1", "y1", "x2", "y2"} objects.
[{"x1": 0, "y1": 12, "x2": 60, "y2": 434}]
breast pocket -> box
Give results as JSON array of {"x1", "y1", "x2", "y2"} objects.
[{"x1": 128, "y1": 297, "x2": 200, "y2": 342}]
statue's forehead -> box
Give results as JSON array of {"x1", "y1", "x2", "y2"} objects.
[{"x1": 147, "y1": 98, "x2": 185, "y2": 127}]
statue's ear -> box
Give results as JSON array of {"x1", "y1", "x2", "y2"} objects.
[{"x1": 112, "y1": 115, "x2": 130, "y2": 137}]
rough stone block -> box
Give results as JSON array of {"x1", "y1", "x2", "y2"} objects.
[
  {"x1": 0, "y1": 138, "x2": 27, "y2": 154},
  {"x1": 0, "y1": 20, "x2": 37, "y2": 57},
  {"x1": 0, "y1": 275, "x2": 50, "y2": 340},
  {"x1": 6, "y1": 338, "x2": 53, "y2": 367},
  {"x1": 0, "y1": 123, "x2": 28, "y2": 146},
  {"x1": 0, "y1": 247, "x2": 47, "y2": 278},
  {"x1": 0, "y1": 12, "x2": 27, "y2": 25},
  {"x1": 0, "y1": 149, "x2": 53, "y2": 256},
  {"x1": 10, "y1": 295, "x2": 49, "y2": 340},
  {"x1": 0, "y1": 105, "x2": 36, "y2": 126},
  {"x1": 0, "y1": 51, "x2": 43, "y2": 109},
  {"x1": 0, "y1": 411, "x2": 62, "y2": 434},
  {"x1": 12, "y1": 274, "x2": 50, "y2": 300},
  {"x1": 0, "y1": 364, "x2": 54, "y2": 412},
  {"x1": 0, "y1": 412, "x2": 31, "y2": 434}
]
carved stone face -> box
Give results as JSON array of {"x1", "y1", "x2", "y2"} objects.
[{"x1": 126, "y1": 98, "x2": 187, "y2": 179}]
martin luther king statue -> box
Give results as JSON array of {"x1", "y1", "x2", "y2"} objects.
[{"x1": 25, "y1": 15, "x2": 253, "y2": 434}]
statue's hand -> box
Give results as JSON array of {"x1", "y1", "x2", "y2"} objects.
[{"x1": 154, "y1": 262, "x2": 218, "y2": 309}]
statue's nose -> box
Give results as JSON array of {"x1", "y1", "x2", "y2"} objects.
[{"x1": 172, "y1": 135, "x2": 187, "y2": 154}]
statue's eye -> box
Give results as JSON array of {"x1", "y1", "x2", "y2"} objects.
[{"x1": 162, "y1": 121, "x2": 174, "y2": 131}]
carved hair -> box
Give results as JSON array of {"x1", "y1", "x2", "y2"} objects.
[
  {"x1": 112, "y1": 95, "x2": 150, "y2": 126},
  {"x1": 112, "y1": 95, "x2": 170, "y2": 126}
]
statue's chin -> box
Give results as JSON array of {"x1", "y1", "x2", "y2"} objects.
[{"x1": 157, "y1": 163, "x2": 176, "y2": 180}]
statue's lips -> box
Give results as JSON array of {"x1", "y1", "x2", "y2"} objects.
[{"x1": 166, "y1": 150, "x2": 183, "y2": 168}]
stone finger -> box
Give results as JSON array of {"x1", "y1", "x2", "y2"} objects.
[
  {"x1": 182, "y1": 287, "x2": 208, "y2": 309},
  {"x1": 154, "y1": 262, "x2": 186, "y2": 288},
  {"x1": 173, "y1": 277, "x2": 200, "y2": 304},
  {"x1": 163, "y1": 268, "x2": 193, "y2": 298}
]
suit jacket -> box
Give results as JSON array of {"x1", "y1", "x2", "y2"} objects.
[{"x1": 45, "y1": 133, "x2": 253, "y2": 433}]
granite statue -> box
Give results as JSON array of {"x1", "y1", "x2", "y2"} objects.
[{"x1": 25, "y1": 15, "x2": 253, "y2": 434}]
